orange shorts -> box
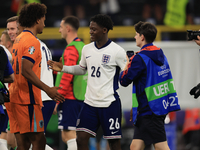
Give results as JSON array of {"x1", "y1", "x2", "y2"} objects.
[
  {"x1": 9, "y1": 102, "x2": 44, "y2": 134},
  {"x1": 4, "y1": 102, "x2": 19, "y2": 133}
]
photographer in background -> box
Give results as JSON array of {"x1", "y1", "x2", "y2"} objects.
[{"x1": 187, "y1": 32, "x2": 200, "y2": 150}]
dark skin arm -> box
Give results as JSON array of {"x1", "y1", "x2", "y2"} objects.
[
  {"x1": 21, "y1": 59, "x2": 64, "y2": 103},
  {"x1": 3, "y1": 73, "x2": 14, "y2": 83}
]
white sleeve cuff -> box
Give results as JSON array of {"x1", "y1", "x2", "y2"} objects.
[{"x1": 61, "y1": 65, "x2": 87, "y2": 75}]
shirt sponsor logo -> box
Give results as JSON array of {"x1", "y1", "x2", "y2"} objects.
[
  {"x1": 111, "y1": 130, "x2": 119, "y2": 134},
  {"x1": 86, "y1": 56, "x2": 91, "y2": 59}
]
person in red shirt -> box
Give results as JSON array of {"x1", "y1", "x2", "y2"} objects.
[{"x1": 54, "y1": 16, "x2": 86, "y2": 150}]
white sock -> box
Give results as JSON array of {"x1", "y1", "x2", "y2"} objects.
[
  {"x1": 0, "y1": 139, "x2": 8, "y2": 150},
  {"x1": 45, "y1": 144, "x2": 53, "y2": 150},
  {"x1": 67, "y1": 139, "x2": 77, "y2": 150},
  {"x1": 29, "y1": 144, "x2": 32, "y2": 150},
  {"x1": 29, "y1": 144, "x2": 53, "y2": 150}
]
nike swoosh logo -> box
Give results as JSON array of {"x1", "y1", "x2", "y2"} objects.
[
  {"x1": 111, "y1": 131, "x2": 119, "y2": 134},
  {"x1": 86, "y1": 56, "x2": 91, "y2": 59}
]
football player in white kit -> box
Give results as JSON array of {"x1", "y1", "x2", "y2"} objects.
[
  {"x1": 48, "y1": 14, "x2": 127, "y2": 150},
  {"x1": 39, "y1": 39, "x2": 56, "y2": 133},
  {"x1": 35, "y1": 39, "x2": 56, "y2": 150}
]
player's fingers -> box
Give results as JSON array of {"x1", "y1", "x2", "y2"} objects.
[
  {"x1": 48, "y1": 65, "x2": 53, "y2": 69},
  {"x1": 47, "y1": 60, "x2": 52, "y2": 65},
  {"x1": 56, "y1": 94, "x2": 65, "y2": 103},
  {"x1": 55, "y1": 86, "x2": 62, "y2": 90},
  {"x1": 59, "y1": 57, "x2": 62, "y2": 62}
]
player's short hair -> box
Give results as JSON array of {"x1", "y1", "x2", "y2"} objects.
[
  {"x1": 134, "y1": 21, "x2": 157, "y2": 43},
  {"x1": 1, "y1": 30, "x2": 12, "y2": 43},
  {"x1": 19, "y1": 2, "x2": 47, "y2": 28},
  {"x1": 62, "y1": 16, "x2": 80, "y2": 31},
  {"x1": 7, "y1": 16, "x2": 18, "y2": 23},
  {"x1": 90, "y1": 14, "x2": 113, "y2": 32}
]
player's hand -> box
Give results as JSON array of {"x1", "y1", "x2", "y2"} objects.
[
  {"x1": 123, "y1": 55, "x2": 130, "y2": 71},
  {"x1": 47, "y1": 58, "x2": 63, "y2": 72},
  {"x1": 194, "y1": 35, "x2": 200, "y2": 46},
  {"x1": 194, "y1": 30, "x2": 200, "y2": 46},
  {"x1": 46, "y1": 86, "x2": 65, "y2": 103},
  {"x1": 53, "y1": 103, "x2": 59, "y2": 115}
]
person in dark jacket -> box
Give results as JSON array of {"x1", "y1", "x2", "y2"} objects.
[{"x1": 119, "y1": 21, "x2": 180, "y2": 150}]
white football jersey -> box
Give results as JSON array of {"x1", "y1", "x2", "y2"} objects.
[
  {"x1": 79, "y1": 41, "x2": 127, "y2": 107},
  {"x1": 39, "y1": 40, "x2": 54, "y2": 101}
]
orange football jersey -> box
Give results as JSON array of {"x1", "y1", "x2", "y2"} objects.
[{"x1": 9, "y1": 30, "x2": 42, "y2": 106}]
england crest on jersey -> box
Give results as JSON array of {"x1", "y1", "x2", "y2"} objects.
[{"x1": 102, "y1": 54, "x2": 110, "y2": 64}]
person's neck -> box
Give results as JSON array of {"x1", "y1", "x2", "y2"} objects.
[
  {"x1": 95, "y1": 37, "x2": 109, "y2": 48},
  {"x1": 66, "y1": 33, "x2": 78, "y2": 44},
  {"x1": 140, "y1": 41, "x2": 148, "y2": 48},
  {"x1": 24, "y1": 27, "x2": 37, "y2": 36}
]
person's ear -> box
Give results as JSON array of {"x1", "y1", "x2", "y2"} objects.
[
  {"x1": 36, "y1": 19, "x2": 40, "y2": 24},
  {"x1": 141, "y1": 34, "x2": 145, "y2": 41},
  {"x1": 66, "y1": 24, "x2": 71, "y2": 32},
  {"x1": 103, "y1": 27, "x2": 108, "y2": 34}
]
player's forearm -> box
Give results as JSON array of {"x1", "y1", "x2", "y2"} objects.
[
  {"x1": 3, "y1": 74, "x2": 14, "y2": 83},
  {"x1": 61, "y1": 65, "x2": 86, "y2": 75},
  {"x1": 22, "y1": 67, "x2": 49, "y2": 92}
]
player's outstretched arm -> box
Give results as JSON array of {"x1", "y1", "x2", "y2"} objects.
[
  {"x1": 48, "y1": 59, "x2": 87, "y2": 75},
  {"x1": 22, "y1": 59, "x2": 65, "y2": 103},
  {"x1": 4, "y1": 73, "x2": 14, "y2": 83}
]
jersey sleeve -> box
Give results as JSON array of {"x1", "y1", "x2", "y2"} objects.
[
  {"x1": 79, "y1": 46, "x2": 87, "y2": 69},
  {"x1": 22, "y1": 38, "x2": 41, "y2": 64},
  {"x1": 115, "y1": 48, "x2": 127, "y2": 70},
  {"x1": 119, "y1": 54, "x2": 146, "y2": 86}
]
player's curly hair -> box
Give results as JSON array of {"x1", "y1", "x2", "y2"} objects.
[
  {"x1": 90, "y1": 14, "x2": 113, "y2": 32},
  {"x1": 19, "y1": 2, "x2": 47, "y2": 28},
  {"x1": 134, "y1": 21, "x2": 157, "y2": 43}
]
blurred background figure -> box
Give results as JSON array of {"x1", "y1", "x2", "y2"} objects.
[
  {"x1": 162, "y1": 0, "x2": 194, "y2": 40},
  {"x1": 63, "y1": 0, "x2": 87, "y2": 26},
  {"x1": 88, "y1": 0, "x2": 120, "y2": 25},
  {"x1": 164, "y1": 0, "x2": 194, "y2": 27},
  {"x1": 142, "y1": 0, "x2": 165, "y2": 25},
  {"x1": 10, "y1": 0, "x2": 41, "y2": 14},
  {"x1": 0, "y1": 30, "x2": 13, "y2": 54},
  {"x1": 193, "y1": 0, "x2": 200, "y2": 24}
]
